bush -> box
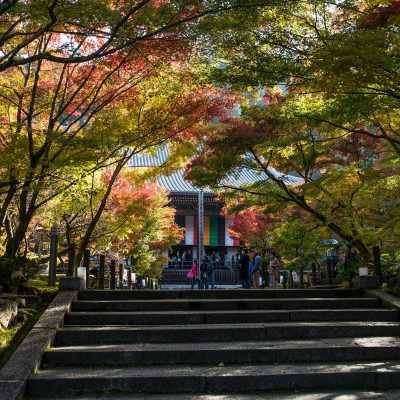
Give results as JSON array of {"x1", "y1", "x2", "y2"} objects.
[
  {"x1": 381, "y1": 252, "x2": 400, "y2": 285},
  {"x1": 0, "y1": 257, "x2": 41, "y2": 292}
]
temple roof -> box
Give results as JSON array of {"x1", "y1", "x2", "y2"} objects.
[
  {"x1": 158, "y1": 169, "x2": 213, "y2": 194},
  {"x1": 128, "y1": 148, "x2": 302, "y2": 195}
]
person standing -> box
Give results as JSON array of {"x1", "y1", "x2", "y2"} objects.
[
  {"x1": 252, "y1": 251, "x2": 262, "y2": 289},
  {"x1": 171, "y1": 253, "x2": 177, "y2": 269},
  {"x1": 199, "y1": 256, "x2": 210, "y2": 289},
  {"x1": 240, "y1": 249, "x2": 250, "y2": 289},
  {"x1": 269, "y1": 252, "x2": 280, "y2": 289},
  {"x1": 208, "y1": 252, "x2": 217, "y2": 289},
  {"x1": 182, "y1": 251, "x2": 186, "y2": 267},
  {"x1": 248, "y1": 258, "x2": 253, "y2": 288},
  {"x1": 187, "y1": 259, "x2": 199, "y2": 289}
]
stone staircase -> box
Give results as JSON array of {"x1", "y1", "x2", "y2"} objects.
[{"x1": 27, "y1": 289, "x2": 400, "y2": 398}]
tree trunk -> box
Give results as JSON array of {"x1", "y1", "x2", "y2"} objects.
[{"x1": 75, "y1": 155, "x2": 128, "y2": 267}]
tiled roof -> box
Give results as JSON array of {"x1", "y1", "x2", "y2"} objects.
[
  {"x1": 157, "y1": 170, "x2": 213, "y2": 194},
  {"x1": 128, "y1": 148, "x2": 302, "y2": 194},
  {"x1": 128, "y1": 151, "x2": 168, "y2": 167}
]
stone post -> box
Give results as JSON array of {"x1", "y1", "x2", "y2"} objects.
[
  {"x1": 299, "y1": 266, "x2": 304, "y2": 289},
  {"x1": 119, "y1": 264, "x2": 124, "y2": 289},
  {"x1": 282, "y1": 270, "x2": 287, "y2": 289},
  {"x1": 311, "y1": 262, "x2": 317, "y2": 287},
  {"x1": 48, "y1": 225, "x2": 58, "y2": 287},
  {"x1": 127, "y1": 267, "x2": 132, "y2": 290},
  {"x1": 99, "y1": 255, "x2": 105, "y2": 289},
  {"x1": 83, "y1": 249, "x2": 90, "y2": 289},
  {"x1": 289, "y1": 270, "x2": 294, "y2": 289},
  {"x1": 67, "y1": 243, "x2": 75, "y2": 277},
  {"x1": 373, "y1": 246, "x2": 382, "y2": 286},
  {"x1": 110, "y1": 260, "x2": 116, "y2": 290}
]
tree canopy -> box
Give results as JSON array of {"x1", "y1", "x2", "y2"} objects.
[
  {"x1": 1, "y1": 0, "x2": 399, "y2": 281},
  {"x1": 186, "y1": 0, "x2": 400, "y2": 264}
]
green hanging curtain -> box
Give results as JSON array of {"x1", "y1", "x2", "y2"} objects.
[{"x1": 210, "y1": 215, "x2": 219, "y2": 246}]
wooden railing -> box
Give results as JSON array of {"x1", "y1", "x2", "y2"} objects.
[{"x1": 161, "y1": 268, "x2": 240, "y2": 285}]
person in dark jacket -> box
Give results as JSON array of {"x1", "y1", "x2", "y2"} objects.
[
  {"x1": 199, "y1": 256, "x2": 210, "y2": 289},
  {"x1": 252, "y1": 251, "x2": 262, "y2": 289},
  {"x1": 240, "y1": 248, "x2": 250, "y2": 289}
]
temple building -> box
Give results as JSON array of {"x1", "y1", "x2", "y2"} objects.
[{"x1": 129, "y1": 148, "x2": 301, "y2": 267}]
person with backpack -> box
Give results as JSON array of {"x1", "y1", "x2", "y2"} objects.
[
  {"x1": 199, "y1": 256, "x2": 210, "y2": 289},
  {"x1": 252, "y1": 251, "x2": 262, "y2": 289}
]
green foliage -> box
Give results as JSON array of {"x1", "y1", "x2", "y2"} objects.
[
  {"x1": 0, "y1": 256, "x2": 41, "y2": 290},
  {"x1": 381, "y1": 251, "x2": 400, "y2": 284},
  {"x1": 271, "y1": 218, "x2": 331, "y2": 269},
  {"x1": 187, "y1": 0, "x2": 400, "y2": 266},
  {"x1": 2, "y1": 0, "x2": 400, "y2": 278},
  {"x1": 22, "y1": 279, "x2": 58, "y2": 295}
]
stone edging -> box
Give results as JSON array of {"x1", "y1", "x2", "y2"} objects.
[
  {"x1": 363, "y1": 289, "x2": 400, "y2": 311},
  {"x1": 0, "y1": 290, "x2": 78, "y2": 399}
]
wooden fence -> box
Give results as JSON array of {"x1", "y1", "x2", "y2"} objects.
[{"x1": 161, "y1": 268, "x2": 240, "y2": 285}]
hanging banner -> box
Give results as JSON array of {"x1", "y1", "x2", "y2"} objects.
[
  {"x1": 218, "y1": 216, "x2": 225, "y2": 246},
  {"x1": 210, "y1": 215, "x2": 219, "y2": 246},
  {"x1": 185, "y1": 216, "x2": 194, "y2": 245},
  {"x1": 204, "y1": 216, "x2": 210, "y2": 246}
]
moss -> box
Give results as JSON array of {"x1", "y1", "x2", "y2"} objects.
[
  {"x1": 0, "y1": 301, "x2": 48, "y2": 368},
  {"x1": 383, "y1": 284, "x2": 400, "y2": 299},
  {"x1": 23, "y1": 279, "x2": 58, "y2": 294},
  {"x1": 0, "y1": 278, "x2": 57, "y2": 368}
]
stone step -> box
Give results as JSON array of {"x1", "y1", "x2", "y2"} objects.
[
  {"x1": 25, "y1": 391, "x2": 400, "y2": 400},
  {"x1": 71, "y1": 297, "x2": 380, "y2": 312},
  {"x1": 27, "y1": 361, "x2": 400, "y2": 396},
  {"x1": 54, "y1": 321, "x2": 400, "y2": 346},
  {"x1": 64, "y1": 309, "x2": 398, "y2": 326},
  {"x1": 78, "y1": 289, "x2": 359, "y2": 301},
  {"x1": 42, "y1": 337, "x2": 400, "y2": 367}
]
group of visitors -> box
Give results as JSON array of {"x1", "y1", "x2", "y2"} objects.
[
  {"x1": 187, "y1": 251, "x2": 221, "y2": 289},
  {"x1": 169, "y1": 250, "x2": 193, "y2": 268},
  {"x1": 240, "y1": 249, "x2": 281, "y2": 289},
  {"x1": 187, "y1": 249, "x2": 281, "y2": 289}
]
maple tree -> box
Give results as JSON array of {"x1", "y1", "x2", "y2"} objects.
[
  {"x1": 186, "y1": 0, "x2": 400, "y2": 266},
  {"x1": 0, "y1": 0, "x2": 287, "y2": 72},
  {"x1": 201, "y1": 0, "x2": 399, "y2": 157},
  {"x1": 0, "y1": 26, "x2": 232, "y2": 273},
  {"x1": 1, "y1": 0, "x2": 399, "y2": 283},
  {"x1": 224, "y1": 207, "x2": 274, "y2": 253},
  {"x1": 186, "y1": 94, "x2": 400, "y2": 264},
  {"x1": 0, "y1": 52, "x2": 152, "y2": 258},
  {"x1": 38, "y1": 170, "x2": 183, "y2": 278},
  {"x1": 223, "y1": 199, "x2": 337, "y2": 268},
  {"x1": 101, "y1": 176, "x2": 183, "y2": 278},
  {"x1": 0, "y1": 61, "x2": 230, "y2": 260},
  {"x1": 267, "y1": 210, "x2": 333, "y2": 269},
  {"x1": 1, "y1": 0, "x2": 280, "y2": 268}
]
